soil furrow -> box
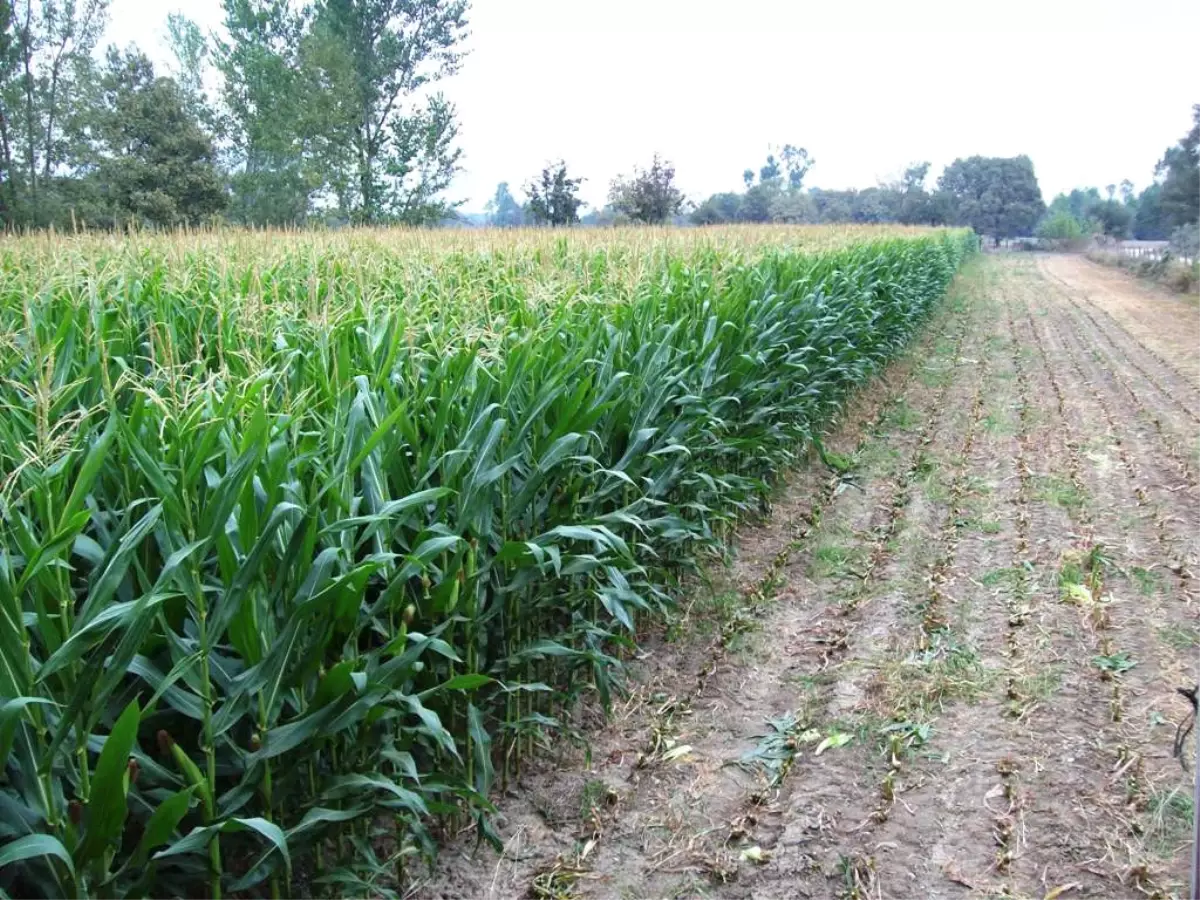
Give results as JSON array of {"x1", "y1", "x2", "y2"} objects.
[{"x1": 1035, "y1": 257, "x2": 1200, "y2": 422}]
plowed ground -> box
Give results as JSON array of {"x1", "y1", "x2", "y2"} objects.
[{"x1": 416, "y1": 254, "x2": 1200, "y2": 900}]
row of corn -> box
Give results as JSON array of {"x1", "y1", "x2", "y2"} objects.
[{"x1": 0, "y1": 226, "x2": 975, "y2": 897}]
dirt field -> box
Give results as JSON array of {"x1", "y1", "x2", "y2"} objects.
[{"x1": 415, "y1": 254, "x2": 1200, "y2": 900}]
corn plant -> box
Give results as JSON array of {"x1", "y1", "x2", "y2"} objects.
[{"x1": 0, "y1": 225, "x2": 975, "y2": 897}]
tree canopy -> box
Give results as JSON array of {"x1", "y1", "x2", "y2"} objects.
[
  {"x1": 691, "y1": 154, "x2": 949, "y2": 228},
  {"x1": 525, "y1": 160, "x2": 583, "y2": 226},
  {"x1": 936, "y1": 155, "x2": 1045, "y2": 237},
  {"x1": 0, "y1": 0, "x2": 473, "y2": 229},
  {"x1": 1156, "y1": 104, "x2": 1199, "y2": 231},
  {"x1": 88, "y1": 47, "x2": 226, "y2": 227},
  {"x1": 608, "y1": 154, "x2": 684, "y2": 224},
  {"x1": 484, "y1": 181, "x2": 524, "y2": 226}
]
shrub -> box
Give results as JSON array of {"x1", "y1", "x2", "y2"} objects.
[{"x1": 1035, "y1": 210, "x2": 1090, "y2": 241}]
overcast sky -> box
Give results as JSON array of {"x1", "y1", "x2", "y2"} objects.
[{"x1": 104, "y1": 0, "x2": 1200, "y2": 211}]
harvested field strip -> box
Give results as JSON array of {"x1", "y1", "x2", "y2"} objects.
[{"x1": 1037, "y1": 257, "x2": 1200, "y2": 420}]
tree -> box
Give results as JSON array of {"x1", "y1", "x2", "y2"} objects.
[
  {"x1": 937, "y1": 155, "x2": 1045, "y2": 237},
  {"x1": 1, "y1": 0, "x2": 110, "y2": 226},
  {"x1": 0, "y1": 0, "x2": 19, "y2": 221},
  {"x1": 608, "y1": 153, "x2": 684, "y2": 224},
  {"x1": 758, "y1": 153, "x2": 779, "y2": 183},
  {"x1": 483, "y1": 180, "x2": 524, "y2": 226},
  {"x1": 1132, "y1": 183, "x2": 1168, "y2": 240},
  {"x1": 1045, "y1": 185, "x2": 1136, "y2": 237},
  {"x1": 780, "y1": 144, "x2": 813, "y2": 190},
  {"x1": 768, "y1": 188, "x2": 815, "y2": 223},
  {"x1": 525, "y1": 160, "x2": 582, "y2": 226},
  {"x1": 1035, "y1": 210, "x2": 1088, "y2": 240},
  {"x1": 852, "y1": 186, "x2": 892, "y2": 223},
  {"x1": 901, "y1": 161, "x2": 930, "y2": 193},
  {"x1": 217, "y1": 0, "x2": 324, "y2": 225},
  {"x1": 691, "y1": 191, "x2": 741, "y2": 225},
  {"x1": 1156, "y1": 104, "x2": 1199, "y2": 230},
  {"x1": 893, "y1": 161, "x2": 938, "y2": 224},
  {"x1": 1047, "y1": 187, "x2": 1102, "y2": 221},
  {"x1": 86, "y1": 47, "x2": 226, "y2": 227},
  {"x1": 1088, "y1": 198, "x2": 1132, "y2": 237},
  {"x1": 578, "y1": 204, "x2": 622, "y2": 226},
  {"x1": 810, "y1": 188, "x2": 855, "y2": 223},
  {"x1": 166, "y1": 13, "x2": 216, "y2": 132},
  {"x1": 740, "y1": 178, "x2": 781, "y2": 222},
  {"x1": 309, "y1": 0, "x2": 468, "y2": 225}
]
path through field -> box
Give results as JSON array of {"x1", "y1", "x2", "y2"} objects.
[{"x1": 418, "y1": 255, "x2": 1200, "y2": 900}]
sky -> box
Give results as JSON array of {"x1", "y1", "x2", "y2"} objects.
[{"x1": 104, "y1": 0, "x2": 1200, "y2": 212}]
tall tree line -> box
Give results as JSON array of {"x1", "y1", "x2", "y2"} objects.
[
  {"x1": 690, "y1": 152, "x2": 1046, "y2": 238},
  {"x1": 0, "y1": 0, "x2": 471, "y2": 229},
  {"x1": 1037, "y1": 106, "x2": 1199, "y2": 243}
]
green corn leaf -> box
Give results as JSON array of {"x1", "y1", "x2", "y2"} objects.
[
  {"x1": 467, "y1": 703, "x2": 494, "y2": 795},
  {"x1": 0, "y1": 834, "x2": 75, "y2": 878},
  {"x1": 76, "y1": 699, "x2": 141, "y2": 867},
  {"x1": 14, "y1": 509, "x2": 92, "y2": 596},
  {"x1": 321, "y1": 774, "x2": 428, "y2": 815},
  {"x1": 419, "y1": 673, "x2": 492, "y2": 697},
  {"x1": 131, "y1": 786, "x2": 196, "y2": 865},
  {"x1": 0, "y1": 697, "x2": 54, "y2": 765},
  {"x1": 59, "y1": 415, "x2": 118, "y2": 527},
  {"x1": 74, "y1": 504, "x2": 163, "y2": 629},
  {"x1": 400, "y1": 694, "x2": 460, "y2": 759}
]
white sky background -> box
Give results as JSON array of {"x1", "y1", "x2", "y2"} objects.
[{"x1": 105, "y1": 0, "x2": 1200, "y2": 212}]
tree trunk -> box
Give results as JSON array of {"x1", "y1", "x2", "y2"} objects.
[
  {"x1": 42, "y1": 68, "x2": 57, "y2": 179},
  {"x1": 21, "y1": 0, "x2": 36, "y2": 213},
  {"x1": 357, "y1": 124, "x2": 373, "y2": 224},
  {"x1": 0, "y1": 105, "x2": 15, "y2": 225}
]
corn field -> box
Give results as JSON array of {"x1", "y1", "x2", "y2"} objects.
[{"x1": 0, "y1": 224, "x2": 974, "y2": 897}]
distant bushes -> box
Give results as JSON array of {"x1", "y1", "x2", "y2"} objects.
[{"x1": 1086, "y1": 246, "x2": 1199, "y2": 295}]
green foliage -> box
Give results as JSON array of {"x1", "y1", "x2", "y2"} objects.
[
  {"x1": 1035, "y1": 210, "x2": 1090, "y2": 240},
  {"x1": 895, "y1": 162, "x2": 938, "y2": 224},
  {"x1": 1088, "y1": 199, "x2": 1133, "y2": 237},
  {"x1": 0, "y1": 0, "x2": 110, "y2": 228},
  {"x1": 1170, "y1": 223, "x2": 1198, "y2": 258},
  {"x1": 310, "y1": 0, "x2": 468, "y2": 224},
  {"x1": 740, "y1": 178, "x2": 781, "y2": 222},
  {"x1": 780, "y1": 144, "x2": 814, "y2": 190},
  {"x1": 691, "y1": 191, "x2": 743, "y2": 225},
  {"x1": 216, "y1": 0, "x2": 468, "y2": 226},
  {"x1": 936, "y1": 155, "x2": 1046, "y2": 237},
  {"x1": 0, "y1": 4, "x2": 229, "y2": 230},
  {"x1": 0, "y1": 226, "x2": 973, "y2": 895},
  {"x1": 87, "y1": 48, "x2": 227, "y2": 227},
  {"x1": 1047, "y1": 187, "x2": 1102, "y2": 221},
  {"x1": 1133, "y1": 183, "x2": 1169, "y2": 240},
  {"x1": 693, "y1": 156, "x2": 946, "y2": 228},
  {"x1": 166, "y1": 13, "x2": 217, "y2": 134},
  {"x1": 484, "y1": 181, "x2": 525, "y2": 227},
  {"x1": 1156, "y1": 104, "x2": 1199, "y2": 230},
  {"x1": 1045, "y1": 188, "x2": 1132, "y2": 238},
  {"x1": 525, "y1": 160, "x2": 583, "y2": 225},
  {"x1": 217, "y1": 0, "x2": 324, "y2": 225},
  {"x1": 608, "y1": 154, "x2": 684, "y2": 224}
]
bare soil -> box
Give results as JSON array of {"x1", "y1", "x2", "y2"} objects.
[{"x1": 413, "y1": 255, "x2": 1200, "y2": 900}]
